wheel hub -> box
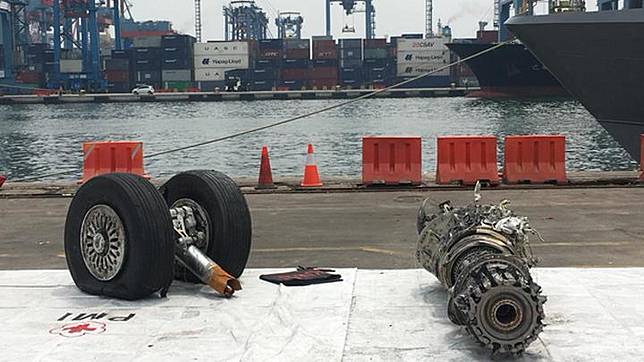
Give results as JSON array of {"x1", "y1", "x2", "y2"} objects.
[{"x1": 80, "y1": 205, "x2": 126, "y2": 281}]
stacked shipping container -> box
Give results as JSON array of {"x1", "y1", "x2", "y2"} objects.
[
  {"x1": 105, "y1": 49, "x2": 131, "y2": 93},
  {"x1": 194, "y1": 41, "x2": 253, "y2": 91},
  {"x1": 279, "y1": 39, "x2": 310, "y2": 90},
  {"x1": 161, "y1": 34, "x2": 195, "y2": 91},
  {"x1": 396, "y1": 37, "x2": 451, "y2": 88},
  {"x1": 311, "y1": 37, "x2": 338, "y2": 89},
  {"x1": 363, "y1": 38, "x2": 393, "y2": 87},
  {"x1": 338, "y1": 39, "x2": 363, "y2": 88}
]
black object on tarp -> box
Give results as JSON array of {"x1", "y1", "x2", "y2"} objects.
[{"x1": 260, "y1": 267, "x2": 342, "y2": 286}]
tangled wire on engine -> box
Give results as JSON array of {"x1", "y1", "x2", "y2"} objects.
[{"x1": 416, "y1": 184, "x2": 546, "y2": 355}]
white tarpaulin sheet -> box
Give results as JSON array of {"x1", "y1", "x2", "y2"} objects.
[{"x1": 2, "y1": 268, "x2": 644, "y2": 361}]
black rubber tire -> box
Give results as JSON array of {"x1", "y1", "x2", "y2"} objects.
[
  {"x1": 160, "y1": 170, "x2": 252, "y2": 280},
  {"x1": 64, "y1": 174, "x2": 175, "y2": 300}
]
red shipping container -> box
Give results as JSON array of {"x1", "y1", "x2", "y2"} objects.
[
  {"x1": 285, "y1": 48, "x2": 310, "y2": 59},
  {"x1": 503, "y1": 135, "x2": 567, "y2": 184},
  {"x1": 104, "y1": 70, "x2": 130, "y2": 83},
  {"x1": 281, "y1": 68, "x2": 310, "y2": 80},
  {"x1": 82, "y1": 141, "x2": 147, "y2": 183},
  {"x1": 17, "y1": 71, "x2": 42, "y2": 83},
  {"x1": 364, "y1": 38, "x2": 387, "y2": 48},
  {"x1": 362, "y1": 136, "x2": 422, "y2": 185},
  {"x1": 259, "y1": 48, "x2": 282, "y2": 60},
  {"x1": 310, "y1": 67, "x2": 338, "y2": 79},
  {"x1": 436, "y1": 136, "x2": 500, "y2": 185},
  {"x1": 313, "y1": 40, "x2": 338, "y2": 60}
]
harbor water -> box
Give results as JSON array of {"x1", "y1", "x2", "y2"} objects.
[{"x1": 0, "y1": 97, "x2": 638, "y2": 180}]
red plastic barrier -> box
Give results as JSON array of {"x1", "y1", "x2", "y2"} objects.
[
  {"x1": 640, "y1": 134, "x2": 644, "y2": 181},
  {"x1": 504, "y1": 135, "x2": 567, "y2": 184},
  {"x1": 362, "y1": 136, "x2": 422, "y2": 185},
  {"x1": 82, "y1": 141, "x2": 146, "y2": 183},
  {"x1": 0, "y1": 175, "x2": 6, "y2": 188},
  {"x1": 436, "y1": 136, "x2": 500, "y2": 185}
]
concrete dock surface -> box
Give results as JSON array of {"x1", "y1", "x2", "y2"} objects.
[
  {"x1": 1, "y1": 186, "x2": 643, "y2": 269},
  {"x1": 2, "y1": 268, "x2": 644, "y2": 361}
]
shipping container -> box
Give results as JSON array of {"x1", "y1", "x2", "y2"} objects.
[
  {"x1": 259, "y1": 39, "x2": 283, "y2": 49},
  {"x1": 194, "y1": 41, "x2": 250, "y2": 56},
  {"x1": 396, "y1": 63, "x2": 450, "y2": 77},
  {"x1": 363, "y1": 58, "x2": 390, "y2": 68},
  {"x1": 161, "y1": 34, "x2": 196, "y2": 48},
  {"x1": 396, "y1": 37, "x2": 448, "y2": 52},
  {"x1": 135, "y1": 70, "x2": 161, "y2": 86},
  {"x1": 162, "y1": 58, "x2": 193, "y2": 69},
  {"x1": 281, "y1": 68, "x2": 309, "y2": 80},
  {"x1": 194, "y1": 68, "x2": 228, "y2": 81},
  {"x1": 338, "y1": 39, "x2": 362, "y2": 48},
  {"x1": 284, "y1": 48, "x2": 309, "y2": 59},
  {"x1": 282, "y1": 59, "x2": 310, "y2": 69},
  {"x1": 162, "y1": 81, "x2": 192, "y2": 91},
  {"x1": 111, "y1": 49, "x2": 130, "y2": 59},
  {"x1": 309, "y1": 67, "x2": 338, "y2": 79},
  {"x1": 162, "y1": 69, "x2": 192, "y2": 82},
  {"x1": 251, "y1": 68, "x2": 279, "y2": 81},
  {"x1": 339, "y1": 59, "x2": 362, "y2": 68},
  {"x1": 312, "y1": 59, "x2": 337, "y2": 67},
  {"x1": 195, "y1": 80, "x2": 226, "y2": 91},
  {"x1": 339, "y1": 48, "x2": 362, "y2": 60},
  {"x1": 258, "y1": 48, "x2": 283, "y2": 60},
  {"x1": 256, "y1": 59, "x2": 281, "y2": 69},
  {"x1": 284, "y1": 39, "x2": 310, "y2": 50},
  {"x1": 340, "y1": 68, "x2": 363, "y2": 81},
  {"x1": 104, "y1": 70, "x2": 130, "y2": 83},
  {"x1": 133, "y1": 36, "x2": 163, "y2": 48},
  {"x1": 397, "y1": 50, "x2": 449, "y2": 64},
  {"x1": 363, "y1": 48, "x2": 388, "y2": 59},
  {"x1": 133, "y1": 47, "x2": 162, "y2": 60},
  {"x1": 312, "y1": 39, "x2": 337, "y2": 60},
  {"x1": 363, "y1": 66, "x2": 394, "y2": 81},
  {"x1": 133, "y1": 59, "x2": 162, "y2": 71},
  {"x1": 60, "y1": 59, "x2": 83, "y2": 73},
  {"x1": 340, "y1": 79, "x2": 362, "y2": 88},
  {"x1": 104, "y1": 58, "x2": 129, "y2": 71},
  {"x1": 108, "y1": 82, "x2": 131, "y2": 93},
  {"x1": 250, "y1": 80, "x2": 276, "y2": 91},
  {"x1": 363, "y1": 38, "x2": 387, "y2": 49},
  {"x1": 278, "y1": 80, "x2": 305, "y2": 90},
  {"x1": 194, "y1": 55, "x2": 250, "y2": 69}
]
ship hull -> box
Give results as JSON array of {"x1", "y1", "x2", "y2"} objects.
[
  {"x1": 507, "y1": 9, "x2": 644, "y2": 161},
  {"x1": 446, "y1": 42, "x2": 568, "y2": 97}
]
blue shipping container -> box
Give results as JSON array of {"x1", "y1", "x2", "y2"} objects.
[
  {"x1": 252, "y1": 68, "x2": 280, "y2": 81},
  {"x1": 282, "y1": 59, "x2": 310, "y2": 69}
]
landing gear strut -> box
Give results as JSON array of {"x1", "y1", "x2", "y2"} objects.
[{"x1": 64, "y1": 171, "x2": 252, "y2": 300}]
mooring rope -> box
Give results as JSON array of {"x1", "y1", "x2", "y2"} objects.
[{"x1": 10, "y1": 40, "x2": 512, "y2": 182}]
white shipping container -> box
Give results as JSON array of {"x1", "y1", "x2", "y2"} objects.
[
  {"x1": 397, "y1": 63, "x2": 450, "y2": 77},
  {"x1": 396, "y1": 37, "x2": 448, "y2": 52},
  {"x1": 60, "y1": 59, "x2": 83, "y2": 73},
  {"x1": 194, "y1": 55, "x2": 250, "y2": 69},
  {"x1": 194, "y1": 68, "x2": 230, "y2": 81},
  {"x1": 194, "y1": 42, "x2": 249, "y2": 56},
  {"x1": 397, "y1": 50, "x2": 449, "y2": 64}
]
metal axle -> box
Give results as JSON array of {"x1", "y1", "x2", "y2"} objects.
[{"x1": 170, "y1": 206, "x2": 241, "y2": 297}]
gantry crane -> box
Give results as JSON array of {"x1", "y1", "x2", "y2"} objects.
[
  {"x1": 325, "y1": 0, "x2": 375, "y2": 39},
  {"x1": 276, "y1": 11, "x2": 303, "y2": 39}
]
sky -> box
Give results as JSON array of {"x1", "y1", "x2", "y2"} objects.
[{"x1": 126, "y1": 0, "x2": 499, "y2": 41}]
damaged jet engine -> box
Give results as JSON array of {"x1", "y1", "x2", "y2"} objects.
[{"x1": 416, "y1": 185, "x2": 546, "y2": 355}]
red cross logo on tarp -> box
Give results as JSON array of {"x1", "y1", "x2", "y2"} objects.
[{"x1": 50, "y1": 321, "x2": 106, "y2": 338}]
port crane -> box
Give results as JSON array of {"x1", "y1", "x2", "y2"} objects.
[
  {"x1": 275, "y1": 11, "x2": 303, "y2": 39},
  {"x1": 325, "y1": 0, "x2": 375, "y2": 39}
]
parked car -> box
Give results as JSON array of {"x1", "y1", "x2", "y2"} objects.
[{"x1": 132, "y1": 84, "x2": 155, "y2": 95}]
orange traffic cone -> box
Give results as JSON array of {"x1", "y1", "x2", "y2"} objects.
[
  {"x1": 301, "y1": 144, "x2": 323, "y2": 187},
  {"x1": 257, "y1": 146, "x2": 276, "y2": 189},
  {"x1": 0, "y1": 175, "x2": 5, "y2": 189}
]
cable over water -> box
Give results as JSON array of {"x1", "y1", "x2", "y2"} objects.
[{"x1": 10, "y1": 41, "x2": 512, "y2": 182}]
